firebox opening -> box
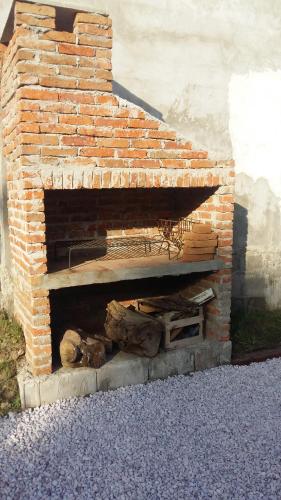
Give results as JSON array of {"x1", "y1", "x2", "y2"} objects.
[
  {"x1": 50, "y1": 272, "x2": 214, "y2": 369},
  {"x1": 44, "y1": 187, "x2": 217, "y2": 274}
]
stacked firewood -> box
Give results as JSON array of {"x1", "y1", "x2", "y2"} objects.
[
  {"x1": 60, "y1": 328, "x2": 112, "y2": 369},
  {"x1": 182, "y1": 223, "x2": 218, "y2": 261},
  {"x1": 59, "y1": 288, "x2": 215, "y2": 368}
]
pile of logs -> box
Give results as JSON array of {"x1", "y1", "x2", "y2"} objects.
[
  {"x1": 105, "y1": 300, "x2": 163, "y2": 357},
  {"x1": 60, "y1": 289, "x2": 214, "y2": 367},
  {"x1": 60, "y1": 328, "x2": 112, "y2": 369},
  {"x1": 104, "y1": 291, "x2": 213, "y2": 357},
  {"x1": 182, "y1": 223, "x2": 218, "y2": 261}
]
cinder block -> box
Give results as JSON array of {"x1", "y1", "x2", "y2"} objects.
[
  {"x1": 39, "y1": 367, "x2": 97, "y2": 405},
  {"x1": 97, "y1": 352, "x2": 149, "y2": 391},
  {"x1": 17, "y1": 372, "x2": 41, "y2": 409},
  {"x1": 149, "y1": 347, "x2": 194, "y2": 381},
  {"x1": 194, "y1": 341, "x2": 220, "y2": 371}
]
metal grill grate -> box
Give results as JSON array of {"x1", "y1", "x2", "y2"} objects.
[
  {"x1": 67, "y1": 236, "x2": 171, "y2": 268},
  {"x1": 53, "y1": 217, "x2": 199, "y2": 268}
]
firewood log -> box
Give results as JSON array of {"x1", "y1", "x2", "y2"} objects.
[
  {"x1": 60, "y1": 339, "x2": 80, "y2": 367},
  {"x1": 139, "y1": 294, "x2": 198, "y2": 316},
  {"x1": 60, "y1": 329, "x2": 83, "y2": 367},
  {"x1": 90, "y1": 334, "x2": 113, "y2": 353},
  {"x1": 80, "y1": 339, "x2": 106, "y2": 368},
  {"x1": 63, "y1": 329, "x2": 82, "y2": 346},
  {"x1": 105, "y1": 300, "x2": 163, "y2": 357},
  {"x1": 60, "y1": 329, "x2": 106, "y2": 368}
]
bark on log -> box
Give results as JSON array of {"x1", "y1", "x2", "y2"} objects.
[
  {"x1": 90, "y1": 334, "x2": 113, "y2": 353},
  {"x1": 60, "y1": 329, "x2": 82, "y2": 367},
  {"x1": 60, "y1": 329, "x2": 106, "y2": 368},
  {"x1": 80, "y1": 339, "x2": 106, "y2": 368},
  {"x1": 105, "y1": 300, "x2": 163, "y2": 357}
]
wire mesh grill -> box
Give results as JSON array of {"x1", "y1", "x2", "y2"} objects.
[
  {"x1": 67, "y1": 236, "x2": 171, "y2": 267},
  {"x1": 53, "y1": 217, "x2": 198, "y2": 268}
]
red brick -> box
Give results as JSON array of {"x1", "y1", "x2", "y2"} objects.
[
  {"x1": 128, "y1": 119, "x2": 158, "y2": 129},
  {"x1": 131, "y1": 139, "x2": 161, "y2": 148},
  {"x1": 80, "y1": 147, "x2": 113, "y2": 157},
  {"x1": 20, "y1": 145, "x2": 40, "y2": 155},
  {"x1": 78, "y1": 127, "x2": 112, "y2": 137},
  {"x1": 77, "y1": 80, "x2": 112, "y2": 92},
  {"x1": 75, "y1": 23, "x2": 113, "y2": 37},
  {"x1": 20, "y1": 133, "x2": 58, "y2": 145},
  {"x1": 17, "y1": 36, "x2": 56, "y2": 52},
  {"x1": 114, "y1": 129, "x2": 145, "y2": 138},
  {"x1": 78, "y1": 34, "x2": 112, "y2": 49},
  {"x1": 41, "y1": 147, "x2": 77, "y2": 156},
  {"x1": 15, "y1": 2, "x2": 55, "y2": 17},
  {"x1": 60, "y1": 115, "x2": 92, "y2": 126},
  {"x1": 62, "y1": 135, "x2": 96, "y2": 146},
  {"x1": 131, "y1": 159, "x2": 161, "y2": 168},
  {"x1": 15, "y1": 48, "x2": 36, "y2": 62},
  {"x1": 40, "y1": 124, "x2": 76, "y2": 135},
  {"x1": 18, "y1": 123, "x2": 39, "y2": 133},
  {"x1": 117, "y1": 149, "x2": 147, "y2": 159},
  {"x1": 17, "y1": 62, "x2": 56, "y2": 76},
  {"x1": 42, "y1": 31, "x2": 76, "y2": 43},
  {"x1": 95, "y1": 95, "x2": 118, "y2": 105},
  {"x1": 59, "y1": 43, "x2": 95, "y2": 57},
  {"x1": 165, "y1": 141, "x2": 192, "y2": 150},
  {"x1": 60, "y1": 66, "x2": 95, "y2": 79},
  {"x1": 190, "y1": 160, "x2": 216, "y2": 168},
  {"x1": 59, "y1": 92, "x2": 94, "y2": 104},
  {"x1": 41, "y1": 53, "x2": 77, "y2": 66},
  {"x1": 180, "y1": 151, "x2": 208, "y2": 159},
  {"x1": 80, "y1": 105, "x2": 113, "y2": 116},
  {"x1": 148, "y1": 130, "x2": 176, "y2": 140},
  {"x1": 15, "y1": 13, "x2": 55, "y2": 29},
  {"x1": 19, "y1": 111, "x2": 56, "y2": 123},
  {"x1": 94, "y1": 117, "x2": 128, "y2": 128},
  {"x1": 40, "y1": 76, "x2": 77, "y2": 89},
  {"x1": 18, "y1": 88, "x2": 58, "y2": 101},
  {"x1": 75, "y1": 12, "x2": 111, "y2": 26},
  {"x1": 161, "y1": 159, "x2": 186, "y2": 168},
  {"x1": 96, "y1": 138, "x2": 129, "y2": 148},
  {"x1": 98, "y1": 159, "x2": 129, "y2": 168}
]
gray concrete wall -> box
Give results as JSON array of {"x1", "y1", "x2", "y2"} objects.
[{"x1": 1, "y1": 0, "x2": 281, "y2": 310}]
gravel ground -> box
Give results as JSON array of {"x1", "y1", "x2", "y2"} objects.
[{"x1": 1, "y1": 359, "x2": 281, "y2": 500}]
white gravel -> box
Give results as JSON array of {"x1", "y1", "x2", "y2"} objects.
[{"x1": 1, "y1": 359, "x2": 281, "y2": 500}]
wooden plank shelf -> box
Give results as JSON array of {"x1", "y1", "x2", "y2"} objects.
[{"x1": 41, "y1": 255, "x2": 225, "y2": 290}]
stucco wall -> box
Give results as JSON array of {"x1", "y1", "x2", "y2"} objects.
[{"x1": 1, "y1": 0, "x2": 281, "y2": 310}]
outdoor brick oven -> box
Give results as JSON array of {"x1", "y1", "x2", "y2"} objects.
[{"x1": 0, "y1": 1, "x2": 234, "y2": 394}]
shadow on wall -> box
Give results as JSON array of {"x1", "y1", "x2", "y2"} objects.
[
  {"x1": 232, "y1": 203, "x2": 248, "y2": 312},
  {"x1": 113, "y1": 81, "x2": 164, "y2": 122},
  {"x1": 232, "y1": 203, "x2": 267, "y2": 313},
  {"x1": 232, "y1": 173, "x2": 281, "y2": 312}
]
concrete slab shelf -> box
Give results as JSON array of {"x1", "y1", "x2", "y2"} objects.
[{"x1": 42, "y1": 255, "x2": 225, "y2": 290}]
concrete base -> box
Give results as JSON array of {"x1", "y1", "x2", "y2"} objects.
[{"x1": 18, "y1": 340, "x2": 232, "y2": 409}]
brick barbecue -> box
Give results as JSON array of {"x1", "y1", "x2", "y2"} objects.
[{"x1": 0, "y1": 1, "x2": 234, "y2": 378}]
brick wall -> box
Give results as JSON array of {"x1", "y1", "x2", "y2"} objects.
[{"x1": 0, "y1": 1, "x2": 234, "y2": 375}]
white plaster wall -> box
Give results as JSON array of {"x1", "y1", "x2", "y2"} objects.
[{"x1": 1, "y1": 0, "x2": 281, "y2": 307}]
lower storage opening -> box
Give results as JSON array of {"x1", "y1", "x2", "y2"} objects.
[{"x1": 50, "y1": 272, "x2": 214, "y2": 370}]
